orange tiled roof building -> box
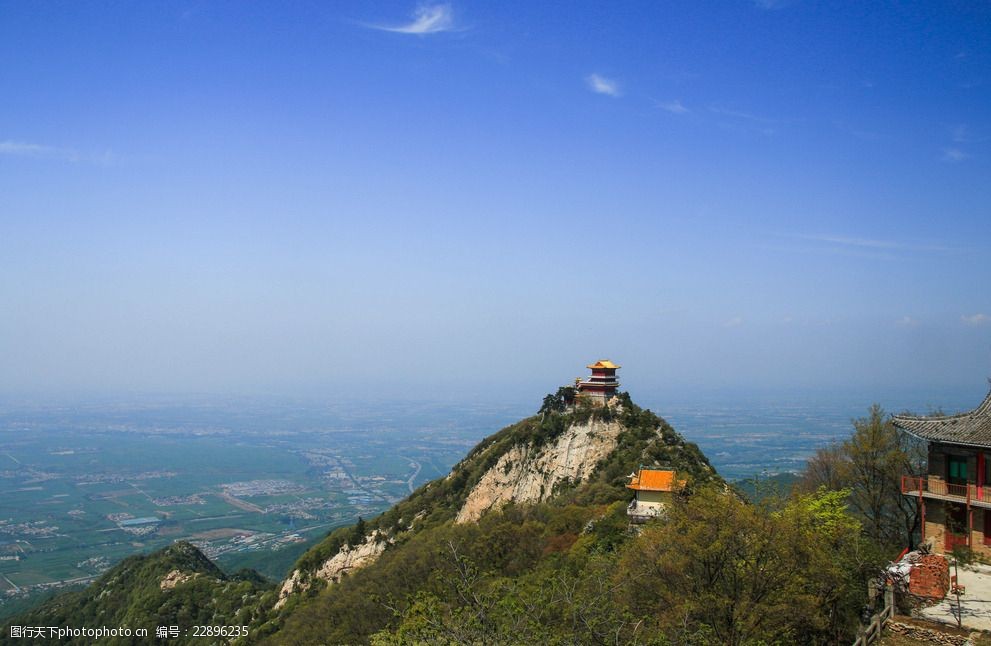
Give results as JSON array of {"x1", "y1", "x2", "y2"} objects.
[{"x1": 626, "y1": 467, "x2": 685, "y2": 522}]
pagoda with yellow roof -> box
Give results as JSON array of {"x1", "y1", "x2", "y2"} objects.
[{"x1": 575, "y1": 360, "x2": 620, "y2": 405}]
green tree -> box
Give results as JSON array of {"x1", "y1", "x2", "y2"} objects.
[
  {"x1": 776, "y1": 488, "x2": 882, "y2": 643},
  {"x1": 800, "y1": 404, "x2": 925, "y2": 549},
  {"x1": 803, "y1": 442, "x2": 849, "y2": 491},
  {"x1": 349, "y1": 516, "x2": 367, "y2": 546},
  {"x1": 617, "y1": 487, "x2": 876, "y2": 645},
  {"x1": 620, "y1": 488, "x2": 799, "y2": 645},
  {"x1": 539, "y1": 385, "x2": 576, "y2": 415}
]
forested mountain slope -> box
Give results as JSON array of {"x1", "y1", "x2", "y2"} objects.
[
  {"x1": 257, "y1": 391, "x2": 874, "y2": 644},
  {"x1": 257, "y1": 393, "x2": 722, "y2": 643}
]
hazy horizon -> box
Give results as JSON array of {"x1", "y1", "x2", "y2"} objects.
[
  {"x1": 2, "y1": 2, "x2": 989, "y2": 402},
  {"x1": 0, "y1": 381, "x2": 984, "y2": 424}
]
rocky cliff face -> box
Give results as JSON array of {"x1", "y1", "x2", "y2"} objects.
[
  {"x1": 456, "y1": 417, "x2": 624, "y2": 522},
  {"x1": 268, "y1": 395, "x2": 720, "y2": 626},
  {"x1": 276, "y1": 531, "x2": 391, "y2": 608},
  {"x1": 262, "y1": 396, "x2": 724, "y2": 644},
  {"x1": 276, "y1": 413, "x2": 628, "y2": 603},
  {"x1": 6, "y1": 393, "x2": 723, "y2": 646}
]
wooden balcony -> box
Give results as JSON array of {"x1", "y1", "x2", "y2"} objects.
[{"x1": 901, "y1": 475, "x2": 991, "y2": 509}]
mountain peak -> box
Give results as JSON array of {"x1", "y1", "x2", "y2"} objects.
[
  {"x1": 5, "y1": 388, "x2": 721, "y2": 645},
  {"x1": 274, "y1": 392, "x2": 719, "y2": 607}
]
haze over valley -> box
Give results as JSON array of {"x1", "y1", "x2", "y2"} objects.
[
  {"x1": 0, "y1": 386, "x2": 981, "y2": 619},
  {"x1": 1, "y1": 1, "x2": 989, "y2": 641}
]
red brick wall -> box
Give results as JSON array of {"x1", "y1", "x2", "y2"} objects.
[{"x1": 909, "y1": 554, "x2": 950, "y2": 599}]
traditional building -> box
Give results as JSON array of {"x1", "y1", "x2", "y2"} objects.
[
  {"x1": 626, "y1": 467, "x2": 684, "y2": 522},
  {"x1": 898, "y1": 389, "x2": 991, "y2": 555},
  {"x1": 576, "y1": 360, "x2": 620, "y2": 405}
]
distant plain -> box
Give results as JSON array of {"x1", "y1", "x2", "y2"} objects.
[{"x1": 0, "y1": 391, "x2": 975, "y2": 618}]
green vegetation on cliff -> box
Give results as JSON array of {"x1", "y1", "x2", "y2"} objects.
[
  {"x1": 257, "y1": 393, "x2": 884, "y2": 645},
  {"x1": 7, "y1": 395, "x2": 896, "y2": 645},
  {"x1": 2, "y1": 542, "x2": 273, "y2": 645},
  {"x1": 369, "y1": 487, "x2": 876, "y2": 645},
  {"x1": 255, "y1": 394, "x2": 722, "y2": 642},
  {"x1": 287, "y1": 393, "x2": 717, "y2": 586}
]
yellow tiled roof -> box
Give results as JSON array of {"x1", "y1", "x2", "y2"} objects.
[
  {"x1": 587, "y1": 360, "x2": 620, "y2": 369},
  {"x1": 626, "y1": 469, "x2": 684, "y2": 492}
]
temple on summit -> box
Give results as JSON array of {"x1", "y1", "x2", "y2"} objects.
[{"x1": 576, "y1": 360, "x2": 620, "y2": 405}]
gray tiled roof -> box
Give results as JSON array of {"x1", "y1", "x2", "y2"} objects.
[{"x1": 892, "y1": 389, "x2": 991, "y2": 447}]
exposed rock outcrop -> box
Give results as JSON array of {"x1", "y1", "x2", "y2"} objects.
[
  {"x1": 275, "y1": 531, "x2": 391, "y2": 608},
  {"x1": 456, "y1": 417, "x2": 624, "y2": 523},
  {"x1": 275, "y1": 416, "x2": 625, "y2": 605},
  {"x1": 159, "y1": 569, "x2": 195, "y2": 590},
  {"x1": 271, "y1": 395, "x2": 721, "y2": 620}
]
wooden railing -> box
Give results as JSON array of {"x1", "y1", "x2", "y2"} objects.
[
  {"x1": 901, "y1": 475, "x2": 991, "y2": 505},
  {"x1": 852, "y1": 584, "x2": 894, "y2": 646}
]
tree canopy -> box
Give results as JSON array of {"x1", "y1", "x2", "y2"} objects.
[{"x1": 800, "y1": 404, "x2": 925, "y2": 550}]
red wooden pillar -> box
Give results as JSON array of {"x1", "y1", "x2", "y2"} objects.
[
  {"x1": 968, "y1": 485, "x2": 973, "y2": 547},
  {"x1": 920, "y1": 489, "x2": 926, "y2": 543},
  {"x1": 980, "y1": 453, "x2": 987, "y2": 502}
]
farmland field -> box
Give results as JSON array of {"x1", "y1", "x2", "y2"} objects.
[
  {"x1": 0, "y1": 397, "x2": 522, "y2": 617},
  {"x1": 1, "y1": 390, "x2": 967, "y2": 619}
]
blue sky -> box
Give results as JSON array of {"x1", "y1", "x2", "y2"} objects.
[{"x1": 1, "y1": 1, "x2": 989, "y2": 405}]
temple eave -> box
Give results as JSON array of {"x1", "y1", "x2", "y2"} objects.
[{"x1": 892, "y1": 389, "x2": 991, "y2": 448}]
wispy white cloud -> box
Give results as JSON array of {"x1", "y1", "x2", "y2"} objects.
[
  {"x1": 765, "y1": 233, "x2": 960, "y2": 261},
  {"x1": 895, "y1": 316, "x2": 918, "y2": 328},
  {"x1": 0, "y1": 141, "x2": 61, "y2": 158},
  {"x1": 709, "y1": 106, "x2": 778, "y2": 124},
  {"x1": 942, "y1": 147, "x2": 970, "y2": 163},
  {"x1": 367, "y1": 3, "x2": 457, "y2": 35},
  {"x1": 797, "y1": 234, "x2": 898, "y2": 249},
  {"x1": 794, "y1": 234, "x2": 953, "y2": 253},
  {"x1": 962, "y1": 313, "x2": 991, "y2": 326},
  {"x1": 585, "y1": 73, "x2": 621, "y2": 97},
  {"x1": 657, "y1": 99, "x2": 689, "y2": 114},
  {"x1": 708, "y1": 105, "x2": 780, "y2": 136},
  {"x1": 0, "y1": 140, "x2": 113, "y2": 164},
  {"x1": 723, "y1": 316, "x2": 743, "y2": 328},
  {"x1": 943, "y1": 124, "x2": 986, "y2": 160}
]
